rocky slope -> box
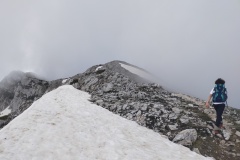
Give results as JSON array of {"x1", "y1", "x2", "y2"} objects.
[
  {"x1": 0, "y1": 60, "x2": 240, "y2": 160},
  {"x1": 0, "y1": 71, "x2": 49, "y2": 127}
]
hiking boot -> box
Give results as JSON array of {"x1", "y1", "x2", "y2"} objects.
[
  {"x1": 212, "y1": 130, "x2": 220, "y2": 135},
  {"x1": 212, "y1": 130, "x2": 223, "y2": 138},
  {"x1": 213, "y1": 124, "x2": 220, "y2": 131},
  {"x1": 219, "y1": 123, "x2": 225, "y2": 129}
]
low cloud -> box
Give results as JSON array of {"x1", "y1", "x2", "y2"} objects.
[{"x1": 0, "y1": 0, "x2": 239, "y2": 108}]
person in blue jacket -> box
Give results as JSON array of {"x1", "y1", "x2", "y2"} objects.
[{"x1": 206, "y1": 78, "x2": 228, "y2": 131}]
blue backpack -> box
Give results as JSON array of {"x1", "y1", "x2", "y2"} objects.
[{"x1": 212, "y1": 84, "x2": 228, "y2": 103}]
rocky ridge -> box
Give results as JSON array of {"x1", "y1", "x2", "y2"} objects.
[{"x1": 1, "y1": 61, "x2": 240, "y2": 160}]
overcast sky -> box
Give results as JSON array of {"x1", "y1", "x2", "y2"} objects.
[{"x1": 0, "y1": 0, "x2": 240, "y2": 108}]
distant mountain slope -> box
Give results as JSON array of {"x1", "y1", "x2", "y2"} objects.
[
  {"x1": 0, "y1": 85, "x2": 212, "y2": 160},
  {"x1": 0, "y1": 71, "x2": 49, "y2": 127}
]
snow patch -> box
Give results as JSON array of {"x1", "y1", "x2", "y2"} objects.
[
  {"x1": 0, "y1": 85, "x2": 213, "y2": 160},
  {"x1": 62, "y1": 78, "x2": 69, "y2": 84},
  {"x1": 0, "y1": 106, "x2": 11, "y2": 118},
  {"x1": 95, "y1": 66, "x2": 103, "y2": 71},
  {"x1": 119, "y1": 63, "x2": 157, "y2": 83}
]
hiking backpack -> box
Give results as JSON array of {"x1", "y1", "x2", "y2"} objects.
[{"x1": 212, "y1": 84, "x2": 228, "y2": 103}]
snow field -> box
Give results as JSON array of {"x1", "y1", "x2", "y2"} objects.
[{"x1": 0, "y1": 85, "x2": 213, "y2": 160}]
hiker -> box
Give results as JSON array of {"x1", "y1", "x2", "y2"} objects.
[{"x1": 206, "y1": 78, "x2": 228, "y2": 130}]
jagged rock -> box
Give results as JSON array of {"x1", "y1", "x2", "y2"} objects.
[
  {"x1": 166, "y1": 132, "x2": 171, "y2": 137},
  {"x1": 235, "y1": 131, "x2": 240, "y2": 137},
  {"x1": 136, "y1": 110, "x2": 142, "y2": 117},
  {"x1": 137, "y1": 92, "x2": 147, "y2": 99},
  {"x1": 122, "y1": 104, "x2": 128, "y2": 110},
  {"x1": 126, "y1": 113, "x2": 133, "y2": 120},
  {"x1": 161, "y1": 113, "x2": 169, "y2": 119},
  {"x1": 110, "y1": 105, "x2": 117, "y2": 111},
  {"x1": 96, "y1": 100, "x2": 104, "y2": 106},
  {"x1": 188, "y1": 104, "x2": 194, "y2": 107},
  {"x1": 173, "y1": 129, "x2": 197, "y2": 146},
  {"x1": 220, "y1": 140, "x2": 226, "y2": 145},
  {"x1": 72, "y1": 83, "x2": 80, "y2": 89},
  {"x1": 153, "y1": 104, "x2": 163, "y2": 109},
  {"x1": 172, "y1": 107, "x2": 182, "y2": 114},
  {"x1": 69, "y1": 78, "x2": 78, "y2": 85},
  {"x1": 117, "y1": 91, "x2": 130, "y2": 99},
  {"x1": 180, "y1": 115, "x2": 190, "y2": 124},
  {"x1": 102, "y1": 83, "x2": 114, "y2": 93},
  {"x1": 141, "y1": 104, "x2": 148, "y2": 111},
  {"x1": 168, "y1": 124, "x2": 178, "y2": 131},
  {"x1": 235, "y1": 121, "x2": 240, "y2": 125},
  {"x1": 160, "y1": 108, "x2": 168, "y2": 114},
  {"x1": 222, "y1": 129, "x2": 231, "y2": 140},
  {"x1": 192, "y1": 119, "x2": 207, "y2": 127},
  {"x1": 225, "y1": 141, "x2": 235, "y2": 147},
  {"x1": 216, "y1": 133, "x2": 223, "y2": 139},
  {"x1": 169, "y1": 113, "x2": 178, "y2": 120},
  {"x1": 224, "y1": 151, "x2": 236, "y2": 157},
  {"x1": 81, "y1": 76, "x2": 98, "y2": 91}
]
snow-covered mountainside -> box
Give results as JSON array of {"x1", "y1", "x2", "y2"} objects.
[
  {"x1": 0, "y1": 60, "x2": 240, "y2": 160},
  {"x1": 0, "y1": 85, "x2": 212, "y2": 160}
]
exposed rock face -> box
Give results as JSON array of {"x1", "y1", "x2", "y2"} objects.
[
  {"x1": 1, "y1": 60, "x2": 240, "y2": 160},
  {"x1": 0, "y1": 71, "x2": 49, "y2": 127},
  {"x1": 173, "y1": 129, "x2": 198, "y2": 146}
]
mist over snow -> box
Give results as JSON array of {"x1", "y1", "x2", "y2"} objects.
[
  {"x1": 0, "y1": 85, "x2": 213, "y2": 160},
  {"x1": 0, "y1": 0, "x2": 240, "y2": 108}
]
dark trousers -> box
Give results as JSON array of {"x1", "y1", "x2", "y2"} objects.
[{"x1": 213, "y1": 104, "x2": 225, "y2": 127}]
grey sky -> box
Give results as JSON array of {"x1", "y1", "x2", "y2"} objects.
[{"x1": 0, "y1": 0, "x2": 240, "y2": 108}]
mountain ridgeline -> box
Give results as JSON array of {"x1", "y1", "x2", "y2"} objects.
[{"x1": 0, "y1": 60, "x2": 240, "y2": 160}]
